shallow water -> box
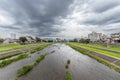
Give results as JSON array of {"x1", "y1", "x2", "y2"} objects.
[{"x1": 17, "y1": 43, "x2": 120, "y2": 80}]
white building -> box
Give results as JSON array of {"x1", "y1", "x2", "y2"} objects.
[
  {"x1": 111, "y1": 32, "x2": 120, "y2": 43},
  {"x1": 88, "y1": 32, "x2": 107, "y2": 42},
  {"x1": 11, "y1": 33, "x2": 16, "y2": 39}
]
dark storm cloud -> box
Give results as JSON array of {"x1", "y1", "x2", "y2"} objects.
[
  {"x1": 0, "y1": 0, "x2": 73, "y2": 36},
  {"x1": 0, "y1": 0, "x2": 120, "y2": 38},
  {"x1": 0, "y1": 26, "x2": 20, "y2": 30},
  {"x1": 80, "y1": 0, "x2": 120, "y2": 25},
  {"x1": 89, "y1": 0, "x2": 120, "y2": 13}
]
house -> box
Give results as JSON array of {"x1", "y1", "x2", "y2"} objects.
[
  {"x1": 25, "y1": 36, "x2": 36, "y2": 44},
  {"x1": 3, "y1": 38, "x2": 19, "y2": 44}
]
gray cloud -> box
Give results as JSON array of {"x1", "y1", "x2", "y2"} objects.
[
  {"x1": 79, "y1": 0, "x2": 120, "y2": 25},
  {"x1": 0, "y1": 0, "x2": 73, "y2": 36},
  {"x1": 89, "y1": 0, "x2": 120, "y2": 13},
  {"x1": 0, "y1": 0, "x2": 120, "y2": 38}
]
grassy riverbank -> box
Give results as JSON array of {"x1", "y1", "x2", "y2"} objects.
[{"x1": 67, "y1": 42, "x2": 120, "y2": 73}]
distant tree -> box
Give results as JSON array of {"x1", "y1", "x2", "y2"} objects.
[
  {"x1": 48, "y1": 40, "x2": 53, "y2": 42},
  {"x1": 74, "y1": 38, "x2": 78, "y2": 42},
  {"x1": 35, "y1": 37, "x2": 41, "y2": 42},
  {"x1": 79, "y1": 38, "x2": 90, "y2": 44},
  {"x1": 0, "y1": 38, "x2": 4, "y2": 43},
  {"x1": 69, "y1": 40, "x2": 74, "y2": 42},
  {"x1": 19, "y1": 37, "x2": 27, "y2": 44},
  {"x1": 28, "y1": 36, "x2": 34, "y2": 40},
  {"x1": 85, "y1": 39, "x2": 90, "y2": 44},
  {"x1": 79, "y1": 38, "x2": 84, "y2": 43}
]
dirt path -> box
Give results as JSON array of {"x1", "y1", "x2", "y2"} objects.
[{"x1": 80, "y1": 47, "x2": 120, "y2": 66}]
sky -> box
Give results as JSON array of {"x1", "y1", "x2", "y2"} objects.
[{"x1": 0, "y1": 0, "x2": 120, "y2": 38}]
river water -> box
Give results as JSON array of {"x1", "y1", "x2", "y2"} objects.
[
  {"x1": 17, "y1": 43, "x2": 120, "y2": 80},
  {"x1": 0, "y1": 43, "x2": 120, "y2": 80}
]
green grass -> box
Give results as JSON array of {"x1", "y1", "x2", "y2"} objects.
[
  {"x1": 87, "y1": 43, "x2": 120, "y2": 52},
  {"x1": 0, "y1": 44, "x2": 23, "y2": 51},
  {"x1": 65, "y1": 71, "x2": 72, "y2": 80},
  {"x1": 67, "y1": 42, "x2": 120, "y2": 73},
  {"x1": 0, "y1": 53, "x2": 28, "y2": 67},
  {"x1": 34, "y1": 54, "x2": 46, "y2": 65},
  {"x1": 17, "y1": 64, "x2": 34, "y2": 77},
  {"x1": 0, "y1": 43, "x2": 42, "y2": 51},
  {"x1": 17, "y1": 54, "x2": 46, "y2": 77},
  {"x1": 69, "y1": 42, "x2": 120, "y2": 58},
  {"x1": 0, "y1": 43, "x2": 51, "y2": 60}
]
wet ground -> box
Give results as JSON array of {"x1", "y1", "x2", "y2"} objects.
[{"x1": 17, "y1": 43, "x2": 120, "y2": 80}]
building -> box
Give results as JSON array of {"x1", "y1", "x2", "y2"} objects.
[
  {"x1": 111, "y1": 32, "x2": 120, "y2": 43},
  {"x1": 11, "y1": 33, "x2": 16, "y2": 39},
  {"x1": 26, "y1": 36, "x2": 36, "y2": 44},
  {"x1": 3, "y1": 38, "x2": 19, "y2": 44},
  {"x1": 88, "y1": 32, "x2": 107, "y2": 42}
]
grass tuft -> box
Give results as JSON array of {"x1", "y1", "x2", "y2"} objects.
[
  {"x1": 65, "y1": 70, "x2": 72, "y2": 80},
  {"x1": 34, "y1": 54, "x2": 46, "y2": 65},
  {"x1": 16, "y1": 54, "x2": 46, "y2": 77},
  {"x1": 67, "y1": 59, "x2": 71, "y2": 64},
  {"x1": 65, "y1": 64, "x2": 69, "y2": 69},
  {"x1": 17, "y1": 64, "x2": 34, "y2": 77}
]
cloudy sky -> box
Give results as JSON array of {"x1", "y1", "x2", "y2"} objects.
[{"x1": 0, "y1": 0, "x2": 120, "y2": 38}]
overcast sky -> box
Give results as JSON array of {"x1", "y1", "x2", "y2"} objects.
[{"x1": 0, "y1": 0, "x2": 120, "y2": 38}]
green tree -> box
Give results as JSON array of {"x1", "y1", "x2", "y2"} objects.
[
  {"x1": 74, "y1": 38, "x2": 78, "y2": 42},
  {"x1": 28, "y1": 36, "x2": 34, "y2": 40},
  {"x1": 19, "y1": 37, "x2": 27, "y2": 44},
  {"x1": 35, "y1": 37, "x2": 41, "y2": 42},
  {"x1": 79, "y1": 38, "x2": 90, "y2": 44}
]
